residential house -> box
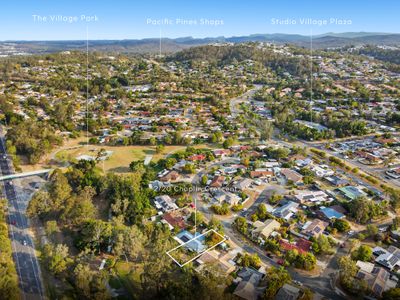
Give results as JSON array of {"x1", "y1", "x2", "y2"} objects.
[
  {"x1": 213, "y1": 149, "x2": 231, "y2": 158},
  {"x1": 162, "y1": 212, "x2": 186, "y2": 230},
  {"x1": 210, "y1": 175, "x2": 225, "y2": 188},
  {"x1": 275, "y1": 284, "x2": 300, "y2": 300},
  {"x1": 356, "y1": 261, "x2": 398, "y2": 298},
  {"x1": 233, "y1": 267, "x2": 265, "y2": 300},
  {"x1": 374, "y1": 246, "x2": 400, "y2": 271},
  {"x1": 273, "y1": 201, "x2": 299, "y2": 221},
  {"x1": 188, "y1": 154, "x2": 206, "y2": 162},
  {"x1": 175, "y1": 230, "x2": 206, "y2": 253},
  {"x1": 252, "y1": 219, "x2": 281, "y2": 241},
  {"x1": 154, "y1": 195, "x2": 178, "y2": 212},
  {"x1": 311, "y1": 165, "x2": 334, "y2": 178},
  {"x1": 325, "y1": 175, "x2": 349, "y2": 187},
  {"x1": 213, "y1": 190, "x2": 241, "y2": 206},
  {"x1": 318, "y1": 207, "x2": 345, "y2": 221},
  {"x1": 250, "y1": 169, "x2": 273, "y2": 178},
  {"x1": 235, "y1": 178, "x2": 253, "y2": 191},
  {"x1": 294, "y1": 190, "x2": 330, "y2": 204},
  {"x1": 302, "y1": 219, "x2": 329, "y2": 237},
  {"x1": 196, "y1": 249, "x2": 237, "y2": 275},
  {"x1": 338, "y1": 186, "x2": 368, "y2": 201},
  {"x1": 280, "y1": 168, "x2": 303, "y2": 184},
  {"x1": 160, "y1": 170, "x2": 180, "y2": 182}
]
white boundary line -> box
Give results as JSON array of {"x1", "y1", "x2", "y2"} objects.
[
  {"x1": 166, "y1": 229, "x2": 226, "y2": 267},
  {"x1": 86, "y1": 26, "x2": 89, "y2": 148}
]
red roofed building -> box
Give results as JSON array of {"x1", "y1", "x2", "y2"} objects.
[
  {"x1": 250, "y1": 169, "x2": 273, "y2": 178},
  {"x1": 295, "y1": 238, "x2": 312, "y2": 253},
  {"x1": 279, "y1": 240, "x2": 307, "y2": 254},
  {"x1": 210, "y1": 175, "x2": 225, "y2": 188},
  {"x1": 188, "y1": 154, "x2": 206, "y2": 162},
  {"x1": 163, "y1": 212, "x2": 185, "y2": 229}
]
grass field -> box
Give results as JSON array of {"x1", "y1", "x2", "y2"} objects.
[{"x1": 20, "y1": 136, "x2": 216, "y2": 174}]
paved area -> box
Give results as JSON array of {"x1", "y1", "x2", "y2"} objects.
[{"x1": 0, "y1": 127, "x2": 44, "y2": 300}]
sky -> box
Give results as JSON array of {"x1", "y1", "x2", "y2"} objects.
[{"x1": 0, "y1": 0, "x2": 399, "y2": 40}]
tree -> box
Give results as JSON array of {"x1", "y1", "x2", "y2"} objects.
[
  {"x1": 238, "y1": 253, "x2": 261, "y2": 269},
  {"x1": 257, "y1": 203, "x2": 268, "y2": 220},
  {"x1": 73, "y1": 263, "x2": 94, "y2": 298},
  {"x1": 45, "y1": 220, "x2": 59, "y2": 240},
  {"x1": 333, "y1": 219, "x2": 350, "y2": 232},
  {"x1": 312, "y1": 234, "x2": 334, "y2": 255},
  {"x1": 43, "y1": 243, "x2": 71, "y2": 276},
  {"x1": 183, "y1": 163, "x2": 196, "y2": 174},
  {"x1": 201, "y1": 174, "x2": 208, "y2": 186},
  {"x1": 348, "y1": 197, "x2": 386, "y2": 224},
  {"x1": 222, "y1": 137, "x2": 234, "y2": 149},
  {"x1": 156, "y1": 144, "x2": 165, "y2": 154},
  {"x1": 234, "y1": 217, "x2": 248, "y2": 234},
  {"x1": 351, "y1": 245, "x2": 373, "y2": 262},
  {"x1": 211, "y1": 203, "x2": 230, "y2": 215},
  {"x1": 366, "y1": 224, "x2": 378, "y2": 238},
  {"x1": 259, "y1": 121, "x2": 274, "y2": 140},
  {"x1": 383, "y1": 288, "x2": 400, "y2": 300},
  {"x1": 188, "y1": 211, "x2": 204, "y2": 225},
  {"x1": 263, "y1": 267, "x2": 291, "y2": 299},
  {"x1": 337, "y1": 256, "x2": 358, "y2": 286},
  {"x1": 269, "y1": 192, "x2": 283, "y2": 204}
]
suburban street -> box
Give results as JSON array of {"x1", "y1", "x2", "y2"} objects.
[
  {"x1": 0, "y1": 127, "x2": 44, "y2": 300},
  {"x1": 191, "y1": 160, "x2": 347, "y2": 300}
]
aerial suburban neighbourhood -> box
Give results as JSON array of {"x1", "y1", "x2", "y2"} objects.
[{"x1": 1, "y1": 1, "x2": 400, "y2": 300}]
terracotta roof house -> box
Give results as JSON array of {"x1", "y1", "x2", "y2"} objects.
[
  {"x1": 210, "y1": 175, "x2": 225, "y2": 188},
  {"x1": 188, "y1": 154, "x2": 206, "y2": 162},
  {"x1": 295, "y1": 238, "x2": 312, "y2": 253},
  {"x1": 160, "y1": 170, "x2": 180, "y2": 182},
  {"x1": 250, "y1": 169, "x2": 273, "y2": 178},
  {"x1": 279, "y1": 240, "x2": 307, "y2": 255},
  {"x1": 163, "y1": 212, "x2": 186, "y2": 229}
]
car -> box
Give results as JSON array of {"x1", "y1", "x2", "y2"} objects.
[
  {"x1": 277, "y1": 259, "x2": 285, "y2": 266},
  {"x1": 347, "y1": 230, "x2": 355, "y2": 235},
  {"x1": 8, "y1": 181, "x2": 13, "y2": 186},
  {"x1": 293, "y1": 280, "x2": 303, "y2": 286},
  {"x1": 22, "y1": 240, "x2": 27, "y2": 246},
  {"x1": 2, "y1": 154, "x2": 6, "y2": 159},
  {"x1": 10, "y1": 220, "x2": 16, "y2": 225}
]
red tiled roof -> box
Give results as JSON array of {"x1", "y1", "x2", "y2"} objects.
[
  {"x1": 279, "y1": 240, "x2": 307, "y2": 254},
  {"x1": 295, "y1": 238, "x2": 312, "y2": 253},
  {"x1": 163, "y1": 213, "x2": 185, "y2": 229},
  {"x1": 188, "y1": 154, "x2": 206, "y2": 161}
]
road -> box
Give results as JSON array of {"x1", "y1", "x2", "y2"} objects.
[
  {"x1": 298, "y1": 137, "x2": 400, "y2": 189},
  {"x1": 229, "y1": 84, "x2": 263, "y2": 118},
  {"x1": 0, "y1": 127, "x2": 44, "y2": 300}
]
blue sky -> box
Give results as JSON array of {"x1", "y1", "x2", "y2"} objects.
[{"x1": 1, "y1": 0, "x2": 399, "y2": 40}]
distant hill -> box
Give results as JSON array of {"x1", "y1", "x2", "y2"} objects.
[{"x1": 1, "y1": 32, "x2": 399, "y2": 55}]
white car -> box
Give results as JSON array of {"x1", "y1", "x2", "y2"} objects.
[{"x1": 22, "y1": 240, "x2": 27, "y2": 246}]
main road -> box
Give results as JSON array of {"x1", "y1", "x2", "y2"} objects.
[{"x1": 0, "y1": 127, "x2": 44, "y2": 300}]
